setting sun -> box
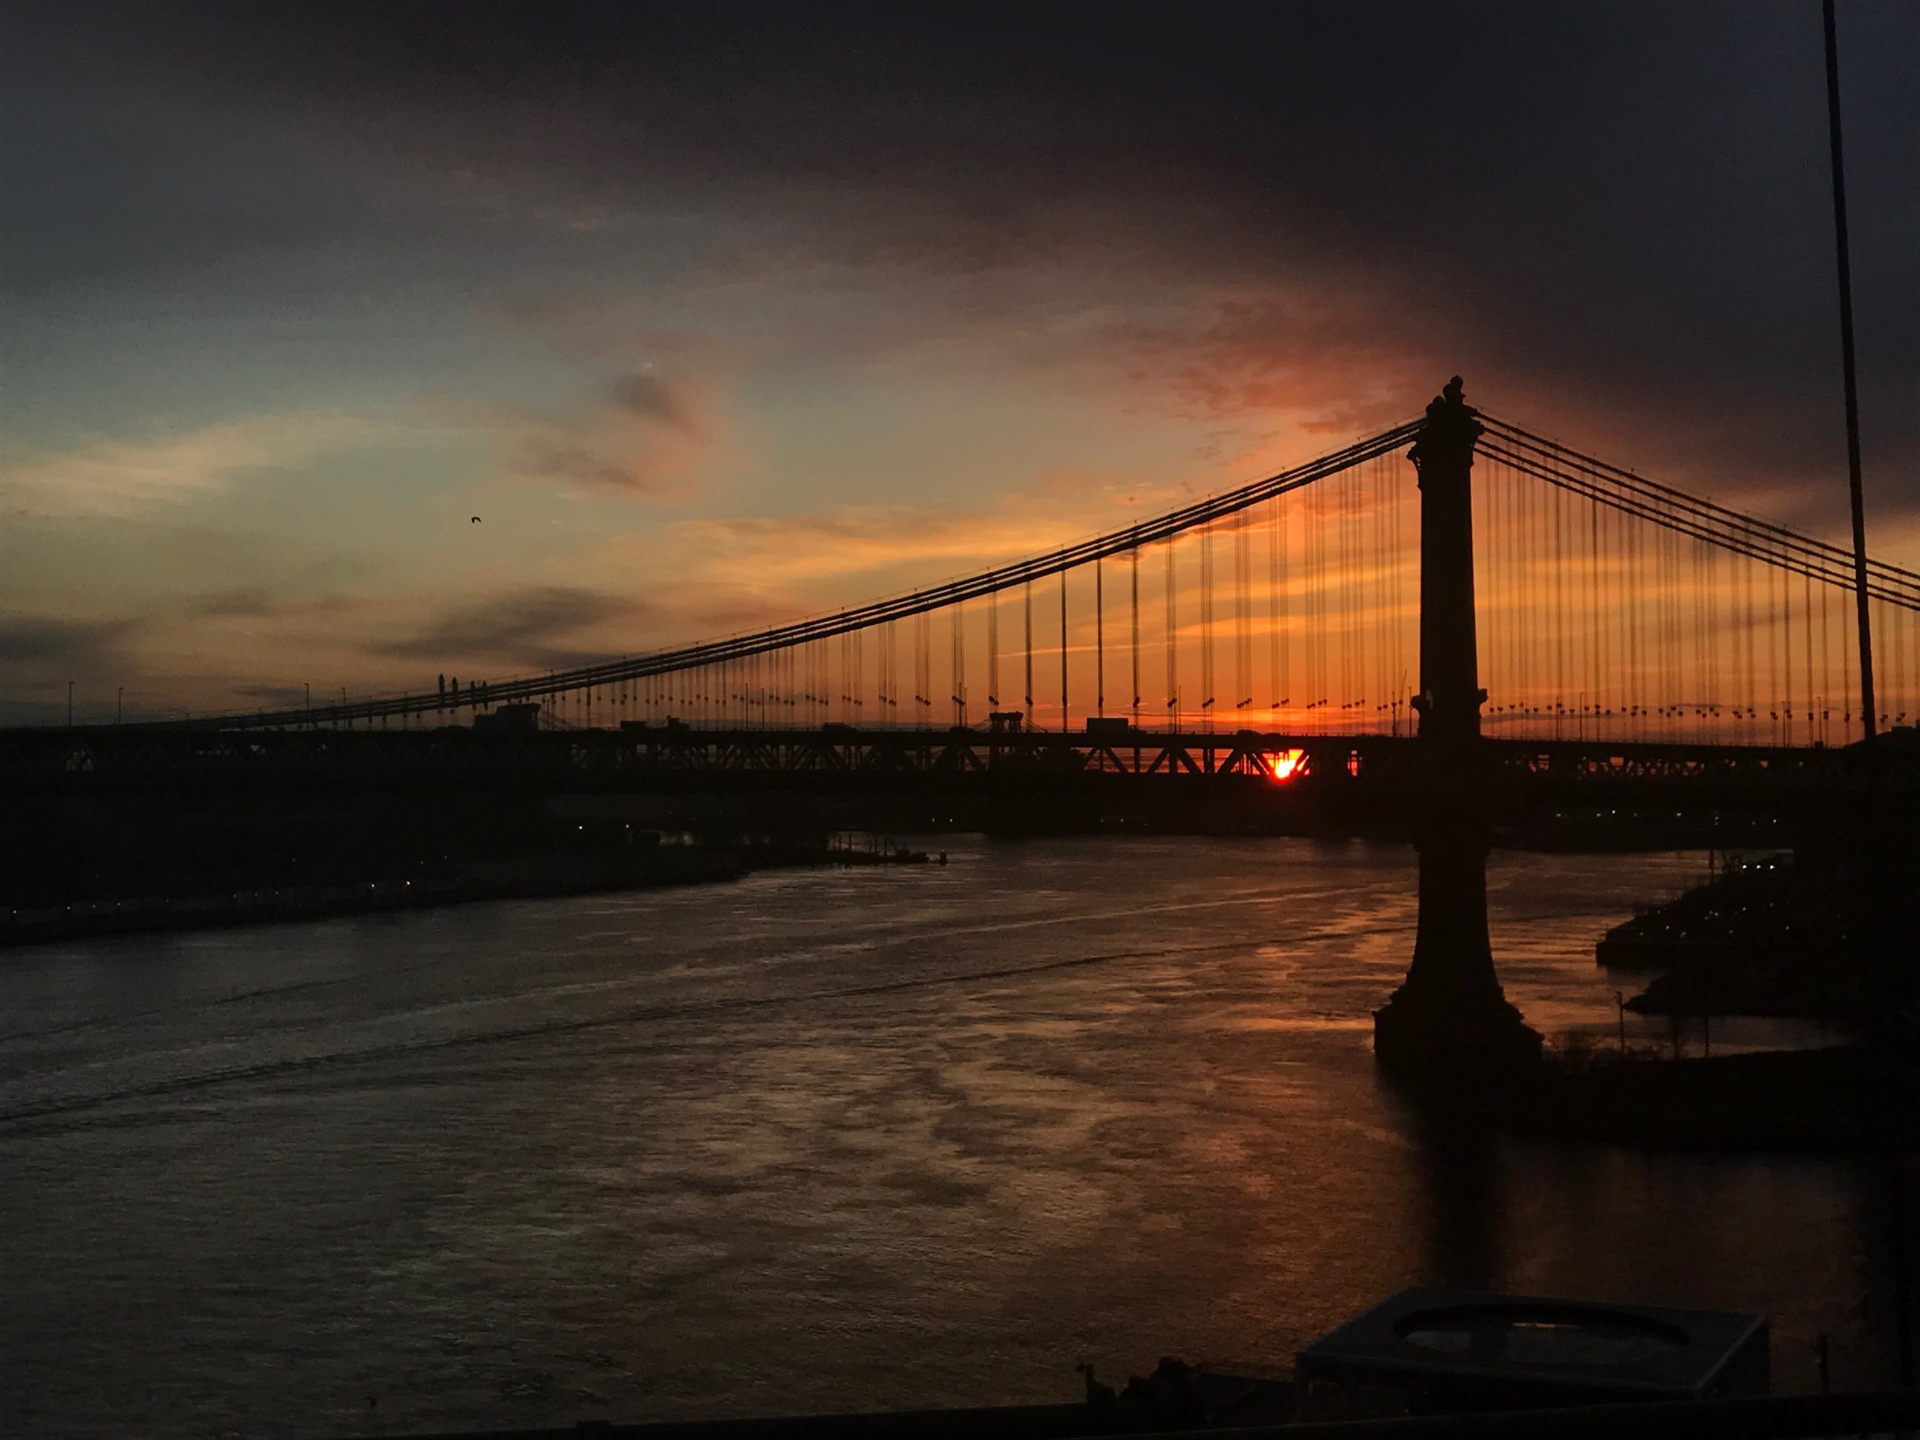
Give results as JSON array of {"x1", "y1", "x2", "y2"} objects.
[{"x1": 1266, "y1": 749, "x2": 1307, "y2": 782}]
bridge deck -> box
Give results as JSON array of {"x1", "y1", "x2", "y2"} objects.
[{"x1": 4, "y1": 724, "x2": 1904, "y2": 810}]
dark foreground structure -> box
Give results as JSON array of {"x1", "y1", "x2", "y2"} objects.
[
  {"x1": 369, "y1": 1390, "x2": 1920, "y2": 1440},
  {"x1": 337, "y1": 1288, "x2": 1919, "y2": 1440},
  {"x1": 1293, "y1": 1288, "x2": 1769, "y2": 1418}
]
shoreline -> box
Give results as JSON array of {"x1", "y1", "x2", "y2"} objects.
[{"x1": 1, "y1": 843, "x2": 929, "y2": 952}]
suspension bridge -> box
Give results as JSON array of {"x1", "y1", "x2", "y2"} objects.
[
  {"x1": 10, "y1": 379, "x2": 1917, "y2": 1078},
  {"x1": 15, "y1": 385, "x2": 1918, "y2": 759}
]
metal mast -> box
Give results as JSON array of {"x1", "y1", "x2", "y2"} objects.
[{"x1": 1823, "y1": 0, "x2": 1876, "y2": 739}]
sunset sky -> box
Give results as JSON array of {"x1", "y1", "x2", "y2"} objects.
[{"x1": 2, "y1": 1, "x2": 1915, "y2": 723}]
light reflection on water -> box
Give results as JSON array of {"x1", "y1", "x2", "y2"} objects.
[{"x1": 0, "y1": 838, "x2": 1902, "y2": 1438}]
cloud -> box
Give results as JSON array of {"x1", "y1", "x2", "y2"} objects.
[
  {"x1": 232, "y1": 683, "x2": 307, "y2": 705},
  {"x1": 10, "y1": 4, "x2": 1911, "y2": 528},
  {"x1": 610, "y1": 458, "x2": 1174, "y2": 614},
  {"x1": 509, "y1": 436, "x2": 651, "y2": 493},
  {"x1": 604, "y1": 372, "x2": 698, "y2": 431},
  {"x1": 490, "y1": 368, "x2": 720, "y2": 498},
  {"x1": 661, "y1": 509, "x2": 1040, "y2": 591},
  {"x1": 367, "y1": 585, "x2": 644, "y2": 668},
  {"x1": 4, "y1": 0, "x2": 1915, "y2": 717},
  {"x1": 0, "y1": 412, "x2": 380, "y2": 519},
  {"x1": 184, "y1": 588, "x2": 279, "y2": 619},
  {"x1": 1116, "y1": 287, "x2": 1433, "y2": 438},
  {"x1": 0, "y1": 615, "x2": 137, "y2": 674}
]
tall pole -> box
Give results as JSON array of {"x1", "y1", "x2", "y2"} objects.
[{"x1": 1823, "y1": 0, "x2": 1876, "y2": 739}]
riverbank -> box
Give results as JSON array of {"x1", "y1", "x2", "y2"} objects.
[
  {"x1": 1594, "y1": 845, "x2": 1918, "y2": 1023},
  {"x1": 1494, "y1": 1043, "x2": 1920, "y2": 1152},
  {"x1": 0, "y1": 841, "x2": 930, "y2": 951}
]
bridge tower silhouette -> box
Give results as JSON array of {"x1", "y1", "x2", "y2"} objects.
[{"x1": 1373, "y1": 379, "x2": 1541, "y2": 1080}]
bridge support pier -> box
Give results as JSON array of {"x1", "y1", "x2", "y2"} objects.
[
  {"x1": 1373, "y1": 379, "x2": 1541, "y2": 1085},
  {"x1": 1374, "y1": 816, "x2": 1540, "y2": 1083}
]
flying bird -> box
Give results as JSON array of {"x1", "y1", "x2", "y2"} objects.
[{"x1": 471, "y1": 516, "x2": 482, "y2": 523}]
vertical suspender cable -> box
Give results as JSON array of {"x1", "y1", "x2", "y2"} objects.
[
  {"x1": 1278, "y1": 496, "x2": 1291, "y2": 711},
  {"x1": 1744, "y1": 555, "x2": 1757, "y2": 741},
  {"x1": 1023, "y1": 580, "x2": 1034, "y2": 727},
  {"x1": 1524, "y1": 470, "x2": 1538, "y2": 729},
  {"x1": 1841, "y1": 579, "x2": 1853, "y2": 740},
  {"x1": 1820, "y1": 579, "x2": 1831, "y2": 742},
  {"x1": 1372, "y1": 456, "x2": 1385, "y2": 726},
  {"x1": 1096, "y1": 557, "x2": 1106, "y2": 718},
  {"x1": 1532, "y1": 468, "x2": 1545, "y2": 729},
  {"x1": 1235, "y1": 508, "x2": 1251, "y2": 717},
  {"x1": 1771, "y1": 564, "x2": 1783, "y2": 744},
  {"x1": 1059, "y1": 568, "x2": 1070, "y2": 731},
  {"x1": 987, "y1": 592, "x2": 999, "y2": 709},
  {"x1": 1588, "y1": 495, "x2": 1601, "y2": 737},
  {"x1": 1200, "y1": 520, "x2": 1215, "y2": 727},
  {"x1": 1166, "y1": 537, "x2": 1179, "y2": 726},
  {"x1": 1309, "y1": 477, "x2": 1322, "y2": 711},
  {"x1": 1344, "y1": 465, "x2": 1357, "y2": 722},
  {"x1": 1656, "y1": 528, "x2": 1668, "y2": 734},
  {"x1": 951, "y1": 602, "x2": 964, "y2": 725},
  {"x1": 1131, "y1": 543, "x2": 1141, "y2": 725},
  {"x1": 1485, "y1": 459, "x2": 1500, "y2": 726},
  {"x1": 1893, "y1": 599, "x2": 1905, "y2": 724},
  {"x1": 1481, "y1": 459, "x2": 1497, "y2": 725},
  {"x1": 1622, "y1": 507, "x2": 1634, "y2": 735},
  {"x1": 1709, "y1": 542, "x2": 1721, "y2": 732},
  {"x1": 1499, "y1": 460, "x2": 1513, "y2": 727},
  {"x1": 1804, "y1": 572, "x2": 1814, "y2": 740},
  {"x1": 1377, "y1": 455, "x2": 1390, "y2": 724},
  {"x1": 1394, "y1": 450, "x2": 1407, "y2": 728},
  {"x1": 1268, "y1": 497, "x2": 1281, "y2": 717},
  {"x1": 1554, "y1": 482, "x2": 1567, "y2": 736},
  {"x1": 1345, "y1": 464, "x2": 1355, "y2": 724}
]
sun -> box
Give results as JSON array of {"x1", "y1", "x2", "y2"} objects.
[{"x1": 1266, "y1": 749, "x2": 1306, "y2": 782}]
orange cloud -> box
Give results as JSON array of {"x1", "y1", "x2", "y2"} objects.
[{"x1": 0, "y1": 411, "x2": 385, "y2": 519}]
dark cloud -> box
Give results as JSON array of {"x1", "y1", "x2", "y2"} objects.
[
  {"x1": 0, "y1": 615, "x2": 137, "y2": 670},
  {"x1": 510, "y1": 437, "x2": 648, "y2": 493},
  {"x1": 186, "y1": 588, "x2": 278, "y2": 620},
  {"x1": 3, "y1": 2, "x2": 1915, "y2": 523},
  {"x1": 368, "y1": 585, "x2": 641, "y2": 667},
  {"x1": 605, "y1": 373, "x2": 694, "y2": 431},
  {"x1": 233, "y1": 684, "x2": 307, "y2": 705},
  {"x1": 499, "y1": 371, "x2": 712, "y2": 495}
]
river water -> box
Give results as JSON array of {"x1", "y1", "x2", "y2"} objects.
[{"x1": 0, "y1": 838, "x2": 1904, "y2": 1437}]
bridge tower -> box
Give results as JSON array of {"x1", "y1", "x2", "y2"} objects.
[{"x1": 1373, "y1": 378, "x2": 1542, "y2": 1082}]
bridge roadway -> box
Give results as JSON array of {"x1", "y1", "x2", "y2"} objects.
[{"x1": 5, "y1": 722, "x2": 1906, "y2": 824}]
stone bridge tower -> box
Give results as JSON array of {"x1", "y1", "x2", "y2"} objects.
[{"x1": 1373, "y1": 378, "x2": 1543, "y2": 1081}]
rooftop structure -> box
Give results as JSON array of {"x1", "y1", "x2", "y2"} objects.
[{"x1": 1295, "y1": 1287, "x2": 1769, "y2": 1421}]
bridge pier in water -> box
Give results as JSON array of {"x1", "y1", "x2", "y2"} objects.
[{"x1": 1373, "y1": 379, "x2": 1543, "y2": 1083}]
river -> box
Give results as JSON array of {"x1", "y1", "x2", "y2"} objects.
[{"x1": 0, "y1": 838, "x2": 1903, "y2": 1437}]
